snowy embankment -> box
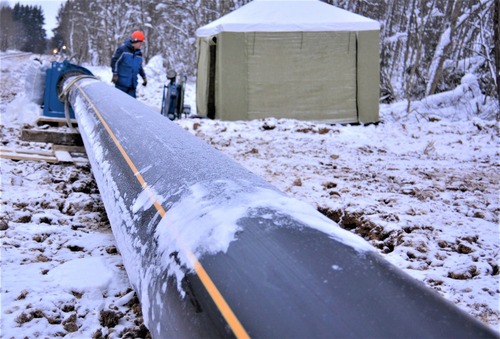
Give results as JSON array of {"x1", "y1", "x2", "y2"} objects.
[{"x1": 0, "y1": 52, "x2": 499, "y2": 337}]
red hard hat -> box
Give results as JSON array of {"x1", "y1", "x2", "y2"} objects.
[{"x1": 131, "y1": 31, "x2": 145, "y2": 42}]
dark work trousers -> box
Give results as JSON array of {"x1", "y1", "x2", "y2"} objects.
[{"x1": 115, "y1": 83, "x2": 137, "y2": 98}]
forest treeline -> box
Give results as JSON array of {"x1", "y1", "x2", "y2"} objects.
[
  {"x1": 0, "y1": 2, "x2": 46, "y2": 53},
  {"x1": 1, "y1": 0, "x2": 498, "y2": 112}
]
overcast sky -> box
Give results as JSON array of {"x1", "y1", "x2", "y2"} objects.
[{"x1": 8, "y1": 0, "x2": 66, "y2": 38}]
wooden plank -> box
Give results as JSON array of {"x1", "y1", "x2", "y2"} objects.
[
  {"x1": 53, "y1": 144, "x2": 86, "y2": 154},
  {"x1": 54, "y1": 150, "x2": 73, "y2": 163},
  {"x1": 69, "y1": 157, "x2": 89, "y2": 165},
  {"x1": 21, "y1": 129, "x2": 83, "y2": 146},
  {"x1": 36, "y1": 116, "x2": 78, "y2": 127},
  {"x1": 0, "y1": 150, "x2": 57, "y2": 163},
  {"x1": 0, "y1": 146, "x2": 88, "y2": 164},
  {"x1": 0, "y1": 147, "x2": 53, "y2": 156}
]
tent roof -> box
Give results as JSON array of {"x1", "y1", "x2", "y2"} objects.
[{"x1": 196, "y1": 0, "x2": 380, "y2": 37}]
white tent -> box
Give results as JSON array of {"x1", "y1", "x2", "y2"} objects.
[{"x1": 196, "y1": 0, "x2": 380, "y2": 123}]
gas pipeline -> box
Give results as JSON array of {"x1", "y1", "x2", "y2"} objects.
[{"x1": 54, "y1": 74, "x2": 499, "y2": 339}]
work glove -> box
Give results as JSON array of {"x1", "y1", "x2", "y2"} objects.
[
  {"x1": 142, "y1": 77, "x2": 147, "y2": 86},
  {"x1": 112, "y1": 74, "x2": 118, "y2": 83}
]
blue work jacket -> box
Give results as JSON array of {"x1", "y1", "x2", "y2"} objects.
[{"x1": 111, "y1": 40, "x2": 145, "y2": 89}]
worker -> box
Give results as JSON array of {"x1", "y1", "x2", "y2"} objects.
[{"x1": 110, "y1": 30, "x2": 147, "y2": 98}]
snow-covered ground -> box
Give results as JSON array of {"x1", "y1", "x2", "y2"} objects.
[{"x1": 1, "y1": 51, "x2": 499, "y2": 338}]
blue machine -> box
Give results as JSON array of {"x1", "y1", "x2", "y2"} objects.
[
  {"x1": 160, "y1": 70, "x2": 191, "y2": 120},
  {"x1": 42, "y1": 59, "x2": 93, "y2": 118}
]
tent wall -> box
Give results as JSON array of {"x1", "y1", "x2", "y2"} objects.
[
  {"x1": 196, "y1": 30, "x2": 379, "y2": 123},
  {"x1": 245, "y1": 31, "x2": 357, "y2": 122},
  {"x1": 216, "y1": 32, "x2": 248, "y2": 121},
  {"x1": 195, "y1": 37, "x2": 211, "y2": 117},
  {"x1": 356, "y1": 30, "x2": 380, "y2": 123}
]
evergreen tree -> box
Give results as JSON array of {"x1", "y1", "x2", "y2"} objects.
[
  {"x1": 11, "y1": 3, "x2": 46, "y2": 53},
  {"x1": 0, "y1": 4, "x2": 14, "y2": 51},
  {"x1": 26, "y1": 5, "x2": 46, "y2": 53},
  {"x1": 11, "y1": 3, "x2": 27, "y2": 51}
]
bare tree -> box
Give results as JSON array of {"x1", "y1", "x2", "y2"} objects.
[
  {"x1": 426, "y1": 0, "x2": 465, "y2": 96},
  {"x1": 495, "y1": 0, "x2": 500, "y2": 109}
]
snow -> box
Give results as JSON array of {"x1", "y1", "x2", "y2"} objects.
[
  {"x1": 47, "y1": 257, "x2": 114, "y2": 292},
  {"x1": 1, "y1": 51, "x2": 499, "y2": 337},
  {"x1": 196, "y1": 0, "x2": 379, "y2": 36},
  {"x1": 157, "y1": 180, "x2": 374, "y2": 267}
]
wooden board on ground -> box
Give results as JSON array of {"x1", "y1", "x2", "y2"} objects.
[
  {"x1": 0, "y1": 147, "x2": 57, "y2": 163},
  {"x1": 36, "y1": 116, "x2": 78, "y2": 128},
  {"x1": 54, "y1": 150, "x2": 73, "y2": 163},
  {"x1": 0, "y1": 145, "x2": 88, "y2": 164},
  {"x1": 52, "y1": 145, "x2": 86, "y2": 154},
  {"x1": 21, "y1": 128, "x2": 83, "y2": 146}
]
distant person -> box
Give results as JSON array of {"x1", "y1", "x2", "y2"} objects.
[{"x1": 110, "y1": 30, "x2": 147, "y2": 98}]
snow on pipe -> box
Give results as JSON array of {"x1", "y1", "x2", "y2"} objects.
[{"x1": 64, "y1": 77, "x2": 498, "y2": 339}]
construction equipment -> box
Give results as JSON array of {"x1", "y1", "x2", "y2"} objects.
[
  {"x1": 160, "y1": 70, "x2": 191, "y2": 120},
  {"x1": 42, "y1": 58, "x2": 93, "y2": 119}
]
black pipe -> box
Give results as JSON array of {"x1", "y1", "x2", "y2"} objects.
[{"x1": 66, "y1": 78, "x2": 498, "y2": 339}]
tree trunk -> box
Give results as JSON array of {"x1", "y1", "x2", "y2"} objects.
[
  {"x1": 426, "y1": 0, "x2": 463, "y2": 96},
  {"x1": 495, "y1": 0, "x2": 500, "y2": 108}
]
